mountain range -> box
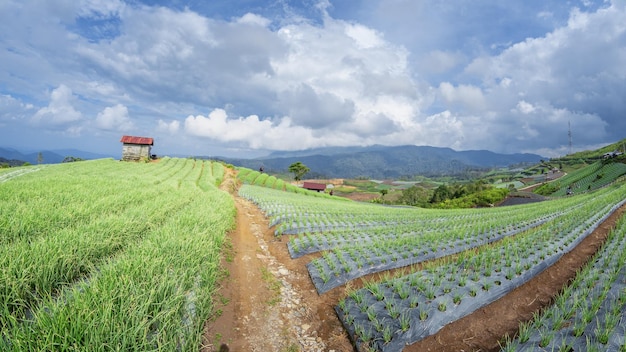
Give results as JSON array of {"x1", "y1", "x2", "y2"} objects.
[
  {"x1": 1, "y1": 145, "x2": 545, "y2": 179},
  {"x1": 0, "y1": 147, "x2": 115, "y2": 166},
  {"x1": 219, "y1": 145, "x2": 545, "y2": 179}
]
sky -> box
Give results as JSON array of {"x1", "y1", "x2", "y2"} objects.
[{"x1": 1, "y1": 0, "x2": 625, "y2": 159}]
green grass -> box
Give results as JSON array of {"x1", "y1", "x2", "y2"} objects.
[{"x1": 0, "y1": 158, "x2": 235, "y2": 351}]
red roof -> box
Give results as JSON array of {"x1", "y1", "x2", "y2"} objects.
[
  {"x1": 302, "y1": 182, "x2": 326, "y2": 191},
  {"x1": 120, "y1": 135, "x2": 153, "y2": 145}
]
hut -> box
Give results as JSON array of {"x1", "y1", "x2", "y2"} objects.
[
  {"x1": 302, "y1": 181, "x2": 327, "y2": 192},
  {"x1": 120, "y1": 135, "x2": 153, "y2": 161}
]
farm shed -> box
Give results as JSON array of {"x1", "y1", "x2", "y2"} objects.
[
  {"x1": 303, "y1": 182, "x2": 327, "y2": 192},
  {"x1": 120, "y1": 135, "x2": 153, "y2": 161}
]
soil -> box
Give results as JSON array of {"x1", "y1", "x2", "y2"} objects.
[{"x1": 203, "y1": 169, "x2": 626, "y2": 352}]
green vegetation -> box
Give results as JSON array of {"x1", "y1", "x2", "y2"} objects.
[
  {"x1": 534, "y1": 160, "x2": 626, "y2": 196},
  {"x1": 560, "y1": 137, "x2": 626, "y2": 161},
  {"x1": 240, "y1": 172, "x2": 626, "y2": 349},
  {"x1": 504, "y1": 209, "x2": 626, "y2": 351},
  {"x1": 0, "y1": 157, "x2": 235, "y2": 351},
  {"x1": 61, "y1": 156, "x2": 85, "y2": 163},
  {"x1": 288, "y1": 161, "x2": 310, "y2": 181},
  {"x1": 236, "y1": 167, "x2": 344, "y2": 200},
  {"x1": 394, "y1": 180, "x2": 509, "y2": 208}
]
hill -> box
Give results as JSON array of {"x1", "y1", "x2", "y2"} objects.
[
  {"x1": 559, "y1": 137, "x2": 626, "y2": 161},
  {"x1": 0, "y1": 147, "x2": 115, "y2": 165},
  {"x1": 221, "y1": 145, "x2": 544, "y2": 179}
]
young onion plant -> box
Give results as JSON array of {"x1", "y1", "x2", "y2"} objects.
[{"x1": 0, "y1": 158, "x2": 235, "y2": 351}]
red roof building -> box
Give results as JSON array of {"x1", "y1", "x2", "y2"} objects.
[
  {"x1": 120, "y1": 135, "x2": 154, "y2": 161},
  {"x1": 120, "y1": 135, "x2": 154, "y2": 145},
  {"x1": 302, "y1": 182, "x2": 327, "y2": 192}
]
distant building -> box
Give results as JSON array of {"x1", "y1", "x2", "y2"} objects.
[
  {"x1": 120, "y1": 135, "x2": 153, "y2": 161},
  {"x1": 302, "y1": 181, "x2": 327, "y2": 192},
  {"x1": 604, "y1": 150, "x2": 623, "y2": 159}
]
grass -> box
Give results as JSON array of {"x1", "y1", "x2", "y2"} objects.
[
  {"x1": 0, "y1": 158, "x2": 236, "y2": 351},
  {"x1": 260, "y1": 266, "x2": 282, "y2": 306}
]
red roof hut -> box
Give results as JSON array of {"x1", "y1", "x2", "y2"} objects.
[
  {"x1": 120, "y1": 135, "x2": 153, "y2": 161},
  {"x1": 302, "y1": 182, "x2": 327, "y2": 192}
]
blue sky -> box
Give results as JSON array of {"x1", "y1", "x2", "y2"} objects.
[{"x1": 1, "y1": 0, "x2": 625, "y2": 158}]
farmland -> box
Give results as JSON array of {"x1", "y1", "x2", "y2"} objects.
[
  {"x1": 3, "y1": 157, "x2": 626, "y2": 351},
  {"x1": 237, "y1": 167, "x2": 626, "y2": 351},
  {"x1": 0, "y1": 158, "x2": 235, "y2": 351}
]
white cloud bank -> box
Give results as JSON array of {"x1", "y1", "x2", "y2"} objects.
[
  {"x1": 31, "y1": 85, "x2": 83, "y2": 127},
  {"x1": 1, "y1": 1, "x2": 625, "y2": 157},
  {"x1": 95, "y1": 104, "x2": 134, "y2": 131}
]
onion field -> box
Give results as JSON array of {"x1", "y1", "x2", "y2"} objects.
[
  {"x1": 502, "y1": 214, "x2": 626, "y2": 351},
  {"x1": 239, "y1": 181, "x2": 626, "y2": 351},
  {"x1": 0, "y1": 158, "x2": 235, "y2": 351}
]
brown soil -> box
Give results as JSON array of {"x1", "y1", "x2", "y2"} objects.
[{"x1": 203, "y1": 169, "x2": 626, "y2": 352}]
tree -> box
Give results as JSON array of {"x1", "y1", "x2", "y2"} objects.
[
  {"x1": 62, "y1": 156, "x2": 84, "y2": 163},
  {"x1": 430, "y1": 184, "x2": 451, "y2": 203},
  {"x1": 37, "y1": 152, "x2": 43, "y2": 164},
  {"x1": 288, "y1": 161, "x2": 310, "y2": 181},
  {"x1": 379, "y1": 189, "x2": 388, "y2": 199},
  {"x1": 399, "y1": 185, "x2": 431, "y2": 207}
]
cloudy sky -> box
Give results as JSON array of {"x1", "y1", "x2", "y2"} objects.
[{"x1": 1, "y1": 0, "x2": 625, "y2": 158}]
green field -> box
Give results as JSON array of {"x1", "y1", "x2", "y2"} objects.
[
  {"x1": 4, "y1": 155, "x2": 626, "y2": 351},
  {"x1": 239, "y1": 176, "x2": 626, "y2": 350},
  {"x1": 0, "y1": 158, "x2": 235, "y2": 351}
]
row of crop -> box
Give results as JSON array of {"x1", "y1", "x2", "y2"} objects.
[
  {"x1": 239, "y1": 184, "x2": 597, "y2": 294},
  {"x1": 237, "y1": 168, "x2": 285, "y2": 189},
  {"x1": 241, "y1": 185, "x2": 501, "y2": 233},
  {"x1": 241, "y1": 183, "x2": 597, "y2": 239},
  {"x1": 553, "y1": 161, "x2": 626, "y2": 196},
  {"x1": 0, "y1": 158, "x2": 235, "y2": 350},
  {"x1": 288, "y1": 203, "x2": 569, "y2": 257},
  {"x1": 237, "y1": 168, "x2": 341, "y2": 199},
  {"x1": 502, "y1": 212, "x2": 626, "y2": 351},
  {"x1": 335, "y1": 184, "x2": 626, "y2": 351},
  {"x1": 550, "y1": 161, "x2": 603, "y2": 189},
  {"x1": 306, "y1": 212, "x2": 562, "y2": 293},
  {"x1": 0, "y1": 158, "x2": 196, "y2": 317},
  {"x1": 0, "y1": 162, "x2": 183, "y2": 245}
]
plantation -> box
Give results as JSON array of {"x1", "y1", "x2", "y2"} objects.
[
  {"x1": 239, "y1": 170, "x2": 626, "y2": 351},
  {"x1": 4, "y1": 154, "x2": 626, "y2": 351},
  {"x1": 502, "y1": 214, "x2": 626, "y2": 351},
  {"x1": 0, "y1": 158, "x2": 235, "y2": 351},
  {"x1": 534, "y1": 160, "x2": 626, "y2": 196}
]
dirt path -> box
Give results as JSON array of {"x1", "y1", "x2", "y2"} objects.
[
  {"x1": 203, "y1": 169, "x2": 347, "y2": 351},
  {"x1": 203, "y1": 169, "x2": 626, "y2": 352}
]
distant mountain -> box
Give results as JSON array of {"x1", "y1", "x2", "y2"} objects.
[
  {"x1": 0, "y1": 157, "x2": 27, "y2": 167},
  {"x1": 221, "y1": 145, "x2": 545, "y2": 179},
  {"x1": 0, "y1": 147, "x2": 115, "y2": 165}
]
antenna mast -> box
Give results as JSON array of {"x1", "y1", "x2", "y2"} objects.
[{"x1": 568, "y1": 121, "x2": 572, "y2": 155}]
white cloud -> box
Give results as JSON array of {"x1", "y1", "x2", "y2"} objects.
[
  {"x1": 184, "y1": 109, "x2": 315, "y2": 150},
  {"x1": 438, "y1": 82, "x2": 486, "y2": 111},
  {"x1": 77, "y1": 0, "x2": 125, "y2": 18},
  {"x1": 1, "y1": 0, "x2": 624, "y2": 157},
  {"x1": 419, "y1": 50, "x2": 465, "y2": 74},
  {"x1": 31, "y1": 85, "x2": 83, "y2": 127},
  {"x1": 236, "y1": 13, "x2": 271, "y2": 27},
  {"x1": 0, "y1": 94, "x2": 34, "y2": 123},
  {"x1": 157, "y1": 119, "x2": 180, "y2": 134},
  {"x1": 344, "y1": 23, "x2": 385, "y2": 49},
  {"x1": 515, "y1": 101, "x2": 536, "y2": 114},
  {"x1": 460, "y1": 2, "x2": 625, "y2": 152},
  {"x1": 95, "y1": 104, "x2": 133, "y2": 131}
]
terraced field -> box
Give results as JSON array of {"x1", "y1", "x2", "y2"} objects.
[
  {"x1": 4, "y1": 160, "x2": 626, "y2": 351},
  {"x1": 0, "y1": 158, "x2": 235, "y2": 351},
  {"x1": 239, "y1": 168, "x2": 626, "y2": 351}
]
